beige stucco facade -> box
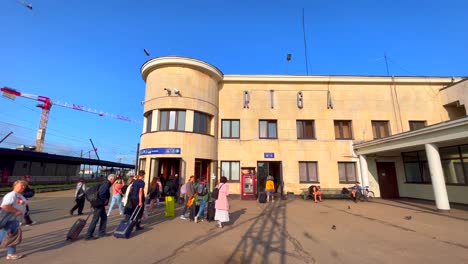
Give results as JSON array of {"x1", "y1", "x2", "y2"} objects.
[{"x1": 139, "y1": 56, "x2": 468, "y2": 206}]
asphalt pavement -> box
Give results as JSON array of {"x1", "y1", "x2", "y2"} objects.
[{"x1": 1, "y1": 190, "x2": 468, "y2": 264}]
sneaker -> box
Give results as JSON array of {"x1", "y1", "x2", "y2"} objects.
[
  {"x1": 180, "y1": 215, "x2": 187, "y2": 220},
  {"x1": 84, "y1": 236, "x2": 98, "y2": 241},
  {"x1": 25, "y1": 221, "x2": 37, "y2": 226},
  {"x1": 194, "y1": 216, "x2": 199, "y2": 223},
  {"x1": 136, "y1": 226, "x2": 144, "y2": 231},
  {"x1": 6, "y1": 254, "x2": 23, "y2": 260}
]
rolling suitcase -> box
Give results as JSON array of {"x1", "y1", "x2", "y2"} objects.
[
  {"x1": 258, "y1": 192, "x2": 267, "y2": 203},
  {"x1": 206, "y1": 201, "x2": 215, "y2": 222},
  {"x1": 114, "y1": 205, "x2": 142, "y2": 239},
  {"x1": 66, "y1": 213, "x2": 91, "y2": 241}
]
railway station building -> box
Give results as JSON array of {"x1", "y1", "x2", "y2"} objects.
[{"x1": 138, "y1": 56, "x2": 468, "y2": 209}]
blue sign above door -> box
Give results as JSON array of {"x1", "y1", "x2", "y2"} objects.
[
  {"x1": 264, "y1": 152, "x2": 275, "y2": 158},
  {"x1": 140, "y1": 148, "x2": 181, "y2": 155}
]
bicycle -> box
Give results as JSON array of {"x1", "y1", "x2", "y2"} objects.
[{"x1": 359, "y1": 186, "x2": 375, "y2": 201}]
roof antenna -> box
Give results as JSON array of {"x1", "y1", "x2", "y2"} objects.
[
  {"x1": 143, "y1": 49, "x2": 150, "y2": 57},
  {"x1": 384, "y1": 52, "x2": 390, "y2": 76},
  {"x1": 286, "y1": 54, "x2": 292, "y2": 74},
  {"x1": 302, "y1": 8, "x2": 310, "y2": 75}
]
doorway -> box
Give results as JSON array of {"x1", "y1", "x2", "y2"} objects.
[
  {"x1": 376, "y1": 162, "x2": 400, "y2": 198},
  {"x1": 257, "y1": 161, "x2": 283, "y2": 196}
]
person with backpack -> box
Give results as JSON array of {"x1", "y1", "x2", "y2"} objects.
[
  {"x1": 126, "y1": 170, "x2": 146, "y2": 230},
  {"x1": 70, "y1": 178, "x2": 86, "y2": 215},
  {"x1": 180, "y1": 176, "x2": 195, "y2": 220},
  {"x1": 85, "y1": 174, "x2": 116, "y2": 240},
  {"x1": 164, "y1": 175, "x2": 178, "y2": 217},
  {"x1": 194, "y1": 178, "x2": 209, "y2": 223}
]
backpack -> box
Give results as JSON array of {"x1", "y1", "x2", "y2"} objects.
[
  {"x1": 211, "y1": 184, "x2": 223, "y2": 200},
  {"x1": 85, "y1": 184, "x2": 105, "y2": 208},
  {"x1": 180, "y1": 183, "x2": 187, "y2": 195},
  {"x1": 197, "y1": 182, "x2": 208, "y2": 196},
  {"x1": 164, "y1": 180, "x2": 177, "y2": 196},
  {"x1": 76, "y1": 185, "x2": 85, "y2": 199}
]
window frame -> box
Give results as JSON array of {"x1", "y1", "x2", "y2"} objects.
[
  {"x1": 439, "y1": 144, "x2": 468, "y2": 186},
  {"x1": 409, "y1": 120, "x2": 426, "y2": 131},
  {"x1": 338, "y1": 162, "x2": 357, "y2": 183},
  {"x1": 334, "y1": 120, "x2": 353, "y2": 140},
  {"x1": 402, "y1": 151, "x2": 431, "y2": 184},
  {"x1": 221, "y1": 119, "x2": 240, "y2": 139},
  {"x1": 220, "y1": 161, "x2": 240, "y2": 182},
  {"x1": 159, "y1": 110, "x2": 186, "y2": 131},
  {"x1": 193, "y1": 111, "x2": 211, "y2": 135},
  {"x1": 259, "y1": 120, "x2": 278, "y2": 139},
  {"x1": 371, "y1": 120, "x2": 390, "y2": 139},
  {"x1": 296, "y1": 120, "x2": 316, "y2": 140},
  {"x1": 145, "y1": 111, "x2": 152, "y2": 133},
  {"x1": 299, "y1": 161, "x2": 319, "y2": 183}
]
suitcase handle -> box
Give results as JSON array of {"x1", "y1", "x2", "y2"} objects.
[{"x1": 129, "y1": 205, "x2": 143, "y2": 221}]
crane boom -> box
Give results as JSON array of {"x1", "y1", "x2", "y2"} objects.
[{"x1": 1, "y1": 86, "x2": 138, "y2": 152}]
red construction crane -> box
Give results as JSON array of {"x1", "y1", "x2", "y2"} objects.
[{"x1": 1, "y1": 86, "x2": 138, "y2": 152}]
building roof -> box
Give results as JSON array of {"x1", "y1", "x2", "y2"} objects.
[{"x1": 0, "y1": 147, "x2": 135, "y2": 169}]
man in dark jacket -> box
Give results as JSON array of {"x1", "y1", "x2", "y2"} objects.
[
  {"x1": 85, "y1": 174, "x2": 116, "y2": 240},
  {"x1": 22, "y1": 175, "x2": 36, "y2": 226}
]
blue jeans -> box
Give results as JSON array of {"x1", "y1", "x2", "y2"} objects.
[
  {"x1": 87, "y1": 207, "x2": 107, "y2": 237},
  {"x1": 180, "y1": 197, "x2": 188, "y2": 216},
  {"x1": 196, "y1": 200, "x2": 207, "y2": 218},
  {"x1": 107, "y1": 194, "x2": 123, "y2": 215},
  {"x1": 0, "y1": 219, "x2": 19, "y2": 254}
]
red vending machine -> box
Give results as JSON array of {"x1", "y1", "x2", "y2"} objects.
[{"x1": 241, "y1": 167, "x2": 256, "y2": 200}]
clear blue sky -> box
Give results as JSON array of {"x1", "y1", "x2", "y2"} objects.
[{"x1": 1, "y1": 0, "x2": 467, "y2": 164}]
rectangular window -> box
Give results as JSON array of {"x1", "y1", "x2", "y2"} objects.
[
  {"x1": 338, "y1": 162, "x2": 357, "y2": 183},
  {"x1": 409, "y1": 121, "x2": 426, "y2": 131},
  {"x1": 299, "y1": 162, "x2": 318, "y2": 183},
  {"x1": 371, "y1": 120, "x2": 390, "y2": 139},
  {"x1": 145, "y1": 111, "x2": 152, "y2": 133},
  {"x1": 159, "y1": 110, "x2": 185, "y2": 131},
  {"x1": 440, "y1": 145, "x2": 468, "y2": 185},
  {"x1": 334, "y1": 120, "x2": 353, "y2": 139},
  {"x1": 221, "y1": 119, "x2": 240, "y2": 138},
  {"x1": 193, "y1": 111, "x2": 211, "y2": 134},
  {"x1": 221, "y1": 161, "x2": 240, "y2": 182},
  {"x1": 297, "y1": 120, "x2": 315, "y2": 139},
  {"x1": 402, "y1": 151, "x2": 431, "y2": 184},
  {"x1": 259, "y1": 120, "x2": 278, "y2": 139}
]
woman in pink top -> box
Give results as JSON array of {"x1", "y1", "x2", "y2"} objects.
[
  {"x1": 214, "y1": 176, "x2": 230, "y2": 228},
  {"x1": 107, "y1": 178, "x2": 124, "y2": 216}
]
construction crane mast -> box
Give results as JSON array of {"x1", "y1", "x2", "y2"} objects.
[{"x1": 1, "y1": 86, "x2": 136, "y2": 152}]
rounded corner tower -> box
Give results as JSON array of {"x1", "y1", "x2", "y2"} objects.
[{"x1": 139, "y1": 56, "x2": 223, "y2": 185}]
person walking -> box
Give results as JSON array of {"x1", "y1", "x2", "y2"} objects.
[
  {"x1": 148, "y1": 177, "x2": 161, "y2": 213},
  {"x1": 70, "y1": 178, "x2": 86, "y2": 215},
  {"x1": 0, "y1": 180, "x2": 28, "y2": 260},
  {"x1": 85, "y1": 174, "x2": 116, "y2": 240},
  {"x1": 265, "y1": 175, "x2": 275, "y2": 202},
  {"x1": 214, "y1": 176, "x2": 229, "y2": 228},
  {"x1": 107, "y1": 177, "x2": 124, "y2": 216},
  {"x1": 194, "y1": 178, "x2": 209, "y2": 223},
  {"x1": 22, "y1": 175, "x2": 36, "y2": 226},
  {"x1": 180, "y1": 176, "x2": 195, "y2": 220},
  {"x1": 164, "y1": 175, "x2": 178, "y2": 217},
  {"x1": 126, "y1": 170, "x2": 145, "y2": 230}
]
